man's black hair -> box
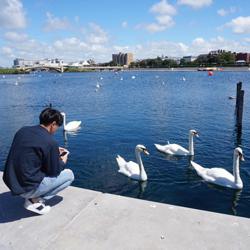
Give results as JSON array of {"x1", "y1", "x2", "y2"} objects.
[{"x1": 39, "y1": 108, "x2": 63, "y2": 126}]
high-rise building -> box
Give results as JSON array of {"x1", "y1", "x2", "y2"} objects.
[{"x1": 112, "y1": 52, "x2": 133, "y2": 66}]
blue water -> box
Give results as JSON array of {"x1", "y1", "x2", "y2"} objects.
[{"x1": 0, "y1": 71, "x2": 250, "y2": 217}]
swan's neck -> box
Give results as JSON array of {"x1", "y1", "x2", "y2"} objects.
[
  {"x1": 135, "y1": 150, "x2": 147, "y2": 181},
  {"x1": 233, "y1": 153, "x2": 242, "y2": 186},
  {"x1": 188, "y1": 134, "x2": 194, "y2": 155}
]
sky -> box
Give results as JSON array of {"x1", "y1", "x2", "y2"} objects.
[{"x1": 1, "y1": 0, "x2": 250, "y2": 66}]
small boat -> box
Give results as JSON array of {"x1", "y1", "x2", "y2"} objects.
[{"x1": 197, "y1": 67, "x2": 217, "y2": 71}]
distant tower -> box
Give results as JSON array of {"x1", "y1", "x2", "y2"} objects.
[
  {"x1": 13, "y1": 58, "x2": 25, "y2": 68},
  {"x1": 112, "y1": 52, "x2": 133, "y2": 66}
]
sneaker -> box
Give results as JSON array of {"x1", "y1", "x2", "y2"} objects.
[{"x1": 24, "y1": 198, "x2": 51, "y2": 215}]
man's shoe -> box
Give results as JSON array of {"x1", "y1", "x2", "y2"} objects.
[{"x1": 24, "y1": 198, "x2": 51, "y2": 215}]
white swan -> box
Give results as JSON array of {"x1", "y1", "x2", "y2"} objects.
[
  {"x1": 191, "y1": 147, "x2": 244, "y2": 189},
  {"x1": 155, "y1": 129, "x2": 199, "y2": 156},
  {"x1": 116, "y1": 144, "x2": 149, "y2": 181},
  {"x1": 61, "y1": 112, "x2": 81, "y2": 132}
]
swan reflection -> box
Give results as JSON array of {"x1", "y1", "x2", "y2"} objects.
[
  {"x1": 63, "y1": 130, "x2": 79, "y2": 142},
  {"x1": 231, "y1": 189, "x2": 242, "y2": 215},
  {"x1": 137, "y1": 181, "x2": 147, "y2": 198}
]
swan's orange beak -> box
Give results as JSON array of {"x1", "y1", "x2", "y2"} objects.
[{"x1": 143, "y1": 149, "x2": 150, "y2": 155}]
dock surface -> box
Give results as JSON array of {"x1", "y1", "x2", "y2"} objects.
[{"x1": 0, "y1": 172, "x2": 250, "y2": 250}]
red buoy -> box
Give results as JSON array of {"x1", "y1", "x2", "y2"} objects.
[{"x1": 208, "y1": 71, "x2": 213, "y2": 76}]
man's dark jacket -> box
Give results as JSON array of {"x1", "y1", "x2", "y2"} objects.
[{"x1": 3, "y1": 125, "x2": 65, "y2": 195}]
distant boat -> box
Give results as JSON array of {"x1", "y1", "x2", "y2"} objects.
[
  {"x1": 197, "y1": 67, "x2": 217, "y2": 71},
  {"x1": 228, "y1": 96, "x2": 236, "y2": 100}
]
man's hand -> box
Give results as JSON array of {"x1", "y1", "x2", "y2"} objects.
[{"x1": 59, "y1": 147, "x2": 70, "y2": 163}]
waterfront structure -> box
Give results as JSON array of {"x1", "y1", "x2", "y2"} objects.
[
  {"x1": 13, "y1": 58, "x2": 34, "y2": 67},
  {"x1": 112, "y1": 52, "x2": 133, "y2": 66},
  {"x1": 182, "y1": 56, "x2": 197, "y2": 63},
  {"x1": 68, "y1": 60, "x2": 90, "y2": 67},
  {"x1": 236, "y1": 53, "x2": 250, "y2": 64},
  {"x1": 13, "y1": 58, "x2": 64, "y2": 68}
]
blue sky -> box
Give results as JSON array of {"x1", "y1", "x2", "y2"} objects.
[{"x1": 1, "y1": 0, "x2": 250, "y2": 66}]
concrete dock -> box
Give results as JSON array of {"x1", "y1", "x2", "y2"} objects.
[{"x1": 0, "y1": 172, "x2": 250, "y2": 250}]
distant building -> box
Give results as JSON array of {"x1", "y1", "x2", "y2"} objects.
[
  {"x1": 13, "y1": 58, "x2": 65, "y2": 68},
  {"x1": 13, "y1": 58, "x2": 34, "y2": 67},
  {"x1": 167, "y1": 56, "x2": 181, "y2": 64},
  {"x1": 235, "y1": 60, "x2": 247, "y2": 66},
  {"x1": 112, "y1": 52, "x2": 133, "y2": 66},
  {"x1": 182, "y1": 56, "x2": 197, "y2": 63},
  {"x1": 236, "y1": 53, "x2": 250, "y2": 63},
  {"x1": 209, "y1": 50, "x2": 226, "y2": 56},
  {"x1": 196, "y1": 54, "x2": 208, "y2": 63}
]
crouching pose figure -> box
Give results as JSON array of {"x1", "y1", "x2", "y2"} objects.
[{"x1": 3, "y1": 108, "x2": 74, "y2": 215}]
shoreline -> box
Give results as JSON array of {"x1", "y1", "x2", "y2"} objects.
[{"x1": 0, "y1": 66, "x2": 250, "y2": 74}]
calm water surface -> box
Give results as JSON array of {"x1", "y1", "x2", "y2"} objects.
[{"x1": 0, "y1": 70, "x2": 250, "y2": 217}]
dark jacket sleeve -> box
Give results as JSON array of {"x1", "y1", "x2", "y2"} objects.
[{"x1": 42, "y1": 142, "x2": 65, "y2": 177}]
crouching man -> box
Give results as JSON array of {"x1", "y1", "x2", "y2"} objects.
[{"x1": 3, "y1": 108, "x2": 74, "y2": 215}]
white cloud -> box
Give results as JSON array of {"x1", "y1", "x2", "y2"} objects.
[
  {"x1": 113, "y1": 45, "x2": 129, "y2": 52},
  {"x1": 2, "y1": 33, "x2": 250, "y2": 67},
  {"x1": 121, "y1": 21, "x2": 128, "y2": 28},
  {"x1": 150, "y1": 0, "x2": 177, "y2": 16},
  {"x1": 156, "y1": 15, "x2": 174, "y2": 26},
  {"x1": 126, "y1": 41, "x2": 189, "y2": 59},
  {"x1": 125, "y1": 36, "x2": 246, "y2": 59},
  {"x1": 4, "y1": 31, "x2": 28, "y2": 42},
  {"x1": 217, "y1": 7, "x2": 236, "y2": 17},
  {"x1": 145, "y1": 23, "x2": 167, "y2": 33},
  {"x1": 217, "y1": 9, "x2": 227, "y2": 17},
  {"x1": 189, "y1": 36, "x2": 245, "y2": 55},
  {"x1": 192, "y1": 37, "x2": 206, "y2": 46},
  {"x1": 226, "y1": 16, "x2": 250, "y2": 34},
  {"x1": 86, "y1": 23, "x2": 109, "y2": 44},
  {"x1": 1, "y1": 46, "x2": 13, "y2": 55},
  {"x1": 138, "y1": 0, "x2": 176, "y2": 33},
  {"x1": 177, "y1": 0, "x2": 212, "y2": 9},
  {"x1": 0, "y1": 0, "x2": 26, "y2": 29},
  {"x1": 145, "y1": 15, "x2": 174, "y2": 33},
  {"x1": 44, "y1": 12, "x2": 70, "y2": 32},
  {"x1": 178, "y1": 42, "x2": 189, "y2": 52},
  {"x1": 54, "y1": 37, "x2": 87, "y2": 50}
]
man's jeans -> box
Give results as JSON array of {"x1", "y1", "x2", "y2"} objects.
[{"x1": 21, "y1": 169, "x2": 74, "y2": 200}]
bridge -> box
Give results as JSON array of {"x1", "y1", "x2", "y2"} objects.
[
  {"x1": 19, "y1": 65, "x2": 64, "y2": 73},
  {"x1": 18, "y1": 65, "x2": 125, "y2": 73}
]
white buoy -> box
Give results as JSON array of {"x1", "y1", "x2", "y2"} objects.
[{"x1": 131, "y1": 75, "x2": 136, "y2": 79}]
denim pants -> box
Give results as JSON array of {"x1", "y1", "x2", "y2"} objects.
[{"x1": 21, "y1": 169, "x2": 74, "y2": 200}]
